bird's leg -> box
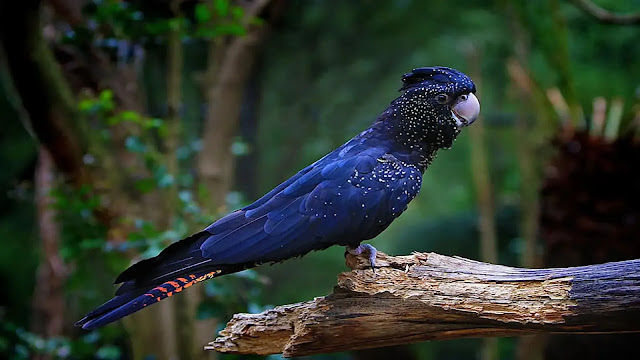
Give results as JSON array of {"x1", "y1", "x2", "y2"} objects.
[{"x1": 346, "y1": 244, "x2": 378, "y2": 271}]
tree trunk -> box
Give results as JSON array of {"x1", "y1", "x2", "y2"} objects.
[
  {"x1": 193, "y1": 2, "x2": 276, "y2": 359},
  {"x1": 31, "y1": 148, "x2": 68, "y2": 360},
  {"x1": 197, "y1": 27, "x2": 269, "y2": 211},
  {"x1": 0, "y1": 0, "x2": 90, "y2": 188},
  {"x1": 210, "y1": 251, "x2": 640, "y2": 358}
]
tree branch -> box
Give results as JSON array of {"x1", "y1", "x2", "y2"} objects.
[
  {"x1": 571, "y1": 0, "x2": 640, "y2": 25},
  {"x1": 209, "y1": 251, "x2": 640, "y2": 357}
]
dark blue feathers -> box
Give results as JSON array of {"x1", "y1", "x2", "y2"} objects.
[
  {"x1": 199, "y1": 132, "x2": 420, "y2": 264},
  {"x1": 77, "y1": 66, "x2": 477, "y2": 330}
]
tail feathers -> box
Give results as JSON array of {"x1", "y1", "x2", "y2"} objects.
[
  {"x1": 114, "y1": 231, "x2": 211, "y2": 286},
  {"x1": 75, "y1": 269, "x2": 223, "y2": 330},
  {"x1": 76, "y1": 231, "x2": 237, "y2": 330}
]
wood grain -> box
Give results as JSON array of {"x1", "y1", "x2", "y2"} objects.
[{"x1": 208, "y1": 252, "x2": 640, "y2": 357}]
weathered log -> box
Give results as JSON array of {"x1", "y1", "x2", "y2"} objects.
[{"x1": 208, "y1": 251, "x2": 640, "y2": 357}]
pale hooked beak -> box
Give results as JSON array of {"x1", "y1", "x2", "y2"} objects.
[{"x1": 451, "y1": 92, "x2": 480, "y2": 127}]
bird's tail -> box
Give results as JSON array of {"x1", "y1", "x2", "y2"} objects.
[{"x1": 75, "y1": 231, "x2": 243, "y2": 330}]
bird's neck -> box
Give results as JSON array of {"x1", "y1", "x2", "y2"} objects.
[{"x1": 374, "y1": 106, "x2": 460, "y2": 172}]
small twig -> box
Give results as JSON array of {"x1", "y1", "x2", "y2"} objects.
[{"x1": 571, "y1": 0, "x2": 640, "y2": 25}]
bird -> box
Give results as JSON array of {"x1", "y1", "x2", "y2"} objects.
[{"x1": 76, "y1": 66, "x2": 479, "y2": 330}]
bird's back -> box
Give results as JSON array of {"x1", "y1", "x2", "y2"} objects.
[{"x1": 200, "y1": 124, "x2": 422, "y2": 264}]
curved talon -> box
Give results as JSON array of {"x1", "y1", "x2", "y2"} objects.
[{"x1": 347, "y1": 244, "x2": 378, "y2": 271}]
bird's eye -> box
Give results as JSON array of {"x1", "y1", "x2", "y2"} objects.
[
  {"x1": 436, "y1": 94, "x2": 449, "y2": 104},
  {"x1": 459, "y1": 94, "x2": 468, "y2": 101}
]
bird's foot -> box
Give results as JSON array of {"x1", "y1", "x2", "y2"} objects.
[{"x1": 346, "y1": 244, "x2": 378, "y2": 271}]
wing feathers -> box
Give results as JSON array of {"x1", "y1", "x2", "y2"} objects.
[
  {"x1": 201, "y1": 215, "x2": 269, "y2": 259},
  {"x1": 264, "y1": 196, "x2": 307, "y2": 235},
  {"x1": 78, "y1": 125, "x2": 429, "y2": 330}
]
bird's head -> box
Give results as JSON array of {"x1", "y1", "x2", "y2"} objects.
[
  {"x1": 399, "y1": 66, "x2": 479, "y2": 129},
  {"x1": 383, "y1": 66, "x2": 479, "y2": 160}
]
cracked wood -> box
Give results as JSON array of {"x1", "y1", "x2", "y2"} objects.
[{"x1": 209, "y1": 251, "x2": 640, "y2": 357}]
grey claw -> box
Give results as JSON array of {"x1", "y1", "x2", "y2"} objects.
[{"x1": 347, "y1": 244, "x2": 378, "y2": 271}]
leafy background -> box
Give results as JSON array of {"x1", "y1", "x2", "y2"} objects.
[{"x1": 1, "y1": 0, "x2": 639, "y2": 359}]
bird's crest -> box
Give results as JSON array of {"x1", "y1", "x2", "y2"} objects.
[{"x1": 400, "y1": 67, "x2": 463, "y2": 90}]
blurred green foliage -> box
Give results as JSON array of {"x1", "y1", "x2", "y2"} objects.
[
  {"x1": 75, "y1": 0, "x2": 250, "y2": 40},
  {"x1": 1, "y1": 321, "x2": 124, "y2": 360},
  {"x1": 1, "y1": 0, "x2": 639, "y2": 359}
]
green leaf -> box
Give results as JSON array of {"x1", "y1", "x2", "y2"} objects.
[
  {"x1": 78, "y1": 99, "x2": 96, "y2": 112},
  {"x1": 168, "y1": 17, "x2": 182, "y2": 31},
  {"x1": 106, "y1": 115, "x2": 120, "y2": 125},
  {"x1": 231, "y1": 138, "x2": 250, "y2": 156},
  {"x1": 194, "y1": 27, "x2": 217, "y2": 39},
  {"x1": 98, "y1": 90, "x2": 115, "y2": 111},
  {"x1": 178, "y1": 173, "x2": 194, "y2": 187},
  {"x1": 153, "y1": 165, "x2": 174, "y2": 188},
  {"x1": 120, "y1": 110, "x2": 141, "y2": 122},
  {"x1": 231, "y1": 6, "x2": 244, "y2": 20},
  {"x1": 178, "y1": 190, "x2": 193, "y2": 203},
  {"x1": 134, "y1": 178, "x2": 156, "y2": 193},
  {"x1": 213, "y1": 0, "x2": 230, "y2": 17},
  {"x1": 59, "y1": 246, "x2": 74, "y2": 262},
  {"x1": 99, "y1": 89, "x2": 113, "y2": 102},
  {"x1": 96, "y1": 345, "x2": 121, "y2": 360},
  {"x1": 79, "y1": 238, "x2": 104, "y2": 250},
  {"x1": 156, "y1": 173, "x2": 174, "y2": 188},
  {"x1": 194, "y1": 4, "x2": 211, "y2": 23},
  {"x1": 124, "y1": 136, "x2": 147, "y2": 153},
  {"x1": 176, "y1": 145, "x2": 192, "y2": 160},
  {"x1": 145, "y1": 20, "x2": 172, "y2": 35},
  {"x1": 144, "y1": 118, "x2": 164, "y2": 129},
  {"x1": 216, "y1": 23, "x2": 247, "y2": 36}
]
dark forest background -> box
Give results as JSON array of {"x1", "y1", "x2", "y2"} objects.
[{"x1": 1, "y1": 0, "x2": 639, "y2": 359}]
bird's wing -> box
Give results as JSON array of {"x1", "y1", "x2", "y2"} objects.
[
  {"x1": 200, "y1": 145, "x2": 422, "y2": 264},
  {"x1": 76, "y1": 140, "x2": 422, "y2": 330},
  {"x1": 77, "y1": 150, "x2": 421, "y2": 330}
]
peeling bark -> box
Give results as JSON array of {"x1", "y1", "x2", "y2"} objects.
[{"x1": 210, "y1": 252, "x2": 640, "y2": 358}]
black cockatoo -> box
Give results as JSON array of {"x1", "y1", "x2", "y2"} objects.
[{"x1": 77, "y1": 66, "x2": 479, "y2": 330}]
